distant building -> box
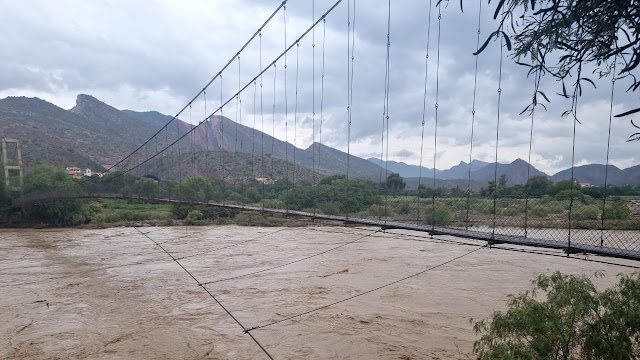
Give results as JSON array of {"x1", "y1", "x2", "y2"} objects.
[
  {"x1": 579, "y1": 182, "x2": 591, "y2": 188},
  {"x1": 255, "y1": 177, "x2": 273, "y2": 185},
  {"x1": 65, "y1": 166, "x2": 83, "y2": 180},
  {"x1": 66, "y1": 166, "x2": 103, "y2": 179}
]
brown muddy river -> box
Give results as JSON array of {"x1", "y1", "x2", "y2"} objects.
[{"x1": 1, "y1": 225, "x2": 637, "y2": 359}]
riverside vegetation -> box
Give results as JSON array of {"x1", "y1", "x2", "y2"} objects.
[{"x1": 1, "y1": 165, "x2": 639, "y2": 230}]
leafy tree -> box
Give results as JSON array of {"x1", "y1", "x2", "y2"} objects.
[
  {"x1": 386, "y1": 173, "x2": 406, "y2": 190},
  {"x1": 603, "y1": 197, "x2": 631, "y2": 220},
  {"x1": 473, "y1": 271, "x2": 640, "y2": 359},
  {"x1": 23, "y1": 164, "x2": 75, "y2": 193},
  {"x1": 484, "y1": 180, "x2": 498, "y2": 196},
  {"x1": 508, "y1": 183, "x2": 526, "y2": 196},
  {"x1": 498, "y1": 174, "x2": 508, "y2": 188},
  {"x1": 547, "y1": 179, "x2": 581, "y2": 197},
  {"x1": 280, "y1": 176, "x2": 380, "y2": 214},
  {"x1": 450, "y1": 185, "x2": 466, "y2": 197},
  {"x1": 525, "y1": 175, "x2": 552, "y2": 197},
  {"x1": 22, "y1": 165, "x2": 97, "y2": 226},
  {"x1": 319, "y1": 174, "x2": 347, "y2": 186},
  {"x1": 243, "y1": 187, "x2": 262, "y2": 203},
  {"x1": 468, "y1": 0, "x2": 640, "y2": 135},
  {"x1": 175, "y1": 176, "x2": 207, "y2": 202},
  {"x1": 133, "y1": 178, "x2": 158, "y2": 198}
]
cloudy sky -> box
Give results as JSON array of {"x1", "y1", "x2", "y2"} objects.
[{"x1": 2, "y1": 0, "x2": 638, "y2": 174}]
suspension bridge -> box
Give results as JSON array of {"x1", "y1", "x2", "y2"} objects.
[{"x1": 6, "y1": 0, "x2": 640, "y2": 357}]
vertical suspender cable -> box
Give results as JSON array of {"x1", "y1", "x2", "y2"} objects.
[
  {"x1": 284, "y1": 4, "x2": 290, "y2": 211},
  {"x1": 252, "y1": 81, "x2": 257, "y2": 181},
  {"x1": 319, "y1": 18, "x2": 326, "y2": 181},
  {"x1": 432, "y1": 4, "x2": 441, "y2": 231},
  {"x1": 165, "y1": 127, "x2": 171, "y2": 200},
  {"x1": 234, "y1": 57, "x2": 240, "y2": 194},
  {"x1": 177, "y1": 119, "x2": 183, "y2": 200},
  {"x1": 260, "y1": 31, "x2": 266, "y2": 211},
  {"x1": 190, "y1": 104, "x2": 195, "y2": 179},
  {"x1": 271, "y1": 64, "x2": 277, "y2": 188},
  {"x1": 601, "y1": 59, "x2": 617, "y2": 246},
  {"x1": 418, "y1": 0, "x2": 433, "y2": 223},
  {"x1": 294, "y1": 43, "x2": 299, "y2": 187},
  {"x1": 466, "y1": 0, "x2": 482, "y2": 230},
  {"x1": 204, "y1": 90, "x2": 210, "y2": 202},
  {"x1": 239, "y1": 57, "x2": 243, "y2": 199},
  {"x1": 346, "y1": 0, "x2": 357, "y2": 218},
  {"x1": 104, "y1": 1, "x2": 287, "y2": 175},
  {"x1": 379, "y1": 0, "x2": 391, "y2": 222},
  {"x1": 384, "y1": 0, "x2": 391, "y2": 220},
  {"x1": 568, "y1": 64, "x2": 582, "y2": 251},
  {"x1": 155, "y1": 136, "x2": 159, "y2": 199},
  {"x1": 220, "y1": 73, "x2": 226, "y2": 204},
  {"x1": 492, "y1": 32, "x2": 505, "y2": 240},
  {"x1": 312, "y1": 0, "x2": 317, "y2": 216},
  {"x1": 524, "y1": 70, "x2": 542, "y2": 238}
]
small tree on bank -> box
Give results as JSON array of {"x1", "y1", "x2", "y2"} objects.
[{"x1": 473, "y1": 271, "x2": 640, "y2": 359}]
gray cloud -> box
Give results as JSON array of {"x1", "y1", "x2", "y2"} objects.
[{"x1": 1, "y1": 0, "x2": 637, "y2": 175}]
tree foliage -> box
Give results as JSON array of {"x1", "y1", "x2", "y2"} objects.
[
  {"x1": 386, "y1": 173, "x2": 407, "y2": 190},
  {"x1": 464, "y1": 0, "x2": 640, "y2": 137},
  {"x1": 473, "y1": 271, "x2": 640, "y2": 359}
]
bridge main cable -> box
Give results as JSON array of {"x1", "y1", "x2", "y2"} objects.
[
  {"x1": 121, "y1": 0, "x2": 345, "y2": 176},
  {"x1": 104, "y1": 1, "x2": 288, "y2": 174},
  {"x1": 133, "y1": 227, "x2": 274, "y2": 359}
]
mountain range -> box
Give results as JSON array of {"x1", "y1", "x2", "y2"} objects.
[
  {"x1": 367, "y1": 157, "x2": 640, "y2": 186},
  {"x1": 1, "y1": 94, "x2": 638, "y2": 186}
]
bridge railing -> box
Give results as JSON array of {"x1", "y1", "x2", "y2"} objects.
[{"x1": 8, "y1": 180, "x2": 640, "y2": 257}]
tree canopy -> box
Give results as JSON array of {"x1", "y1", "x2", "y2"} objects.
[
  {"x1": 473, "y1": 271, "x2": 640, "y2": 359},
  {"x1": 464, "y1": 0, "x2": 640, "y2": 138}
]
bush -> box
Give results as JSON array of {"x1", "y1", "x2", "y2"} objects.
[
  {"x1": 318, "y1": 201, "x2": 343, "y2": 216},
  {"x1": 473, "y1": 271, "x2": 640, "y2": 359},
  {"x1": 545, "y1": 201, "x2": 566, "y2": 214},
  {"x1": 529, "y1": 205, "x2": 548, "y2": 218},
  {"x1": 424, "y1": 204, "x2": 452, "y2": 225},
  {"x1": 498, "y1": 203, "x2": 525, "y2": 216},
  {"x1": 244, "y1": 187, "x2": 262, "y2": 203},
  {"x1": 604, "y1": 198, "x2": 631, "y2": 220},
  {"x1": 185, "y1": 210, "x2": 204, "y2": 225},
  {"x1": 396, "y1": 202, "x2": 411, "y2": 215},
  {"x1": 171, "y1": 204, "x2": 190, "y2": 219},
  {"x1": 573, "y1": 204, "x2": 600, "y2": 221}
]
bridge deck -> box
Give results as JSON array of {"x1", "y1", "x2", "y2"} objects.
[{"x1": 10, "y1": 195, "x2": 640, "y2": 262}]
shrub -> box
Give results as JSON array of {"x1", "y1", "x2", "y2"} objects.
[
  {"x1": 545, "y1": 201, "x2": 566, "y2": 214},
  {"x1": 424, "y1": 204, "x2": 452, "y2": 225},
  {"x1": 604, "y1": 198, "x2": 631, "y2": 220},
  {"x1": 529, "y1": 205, "x2": 548, "y2": 218},
  {"x1": 473, "y1": 271, "x2": 640, "y2": 359},
  {"x1": 318, "y1": 201, "x2": 343, "y2": 216},
  {"x1": 498, "y1": 203, "x2": 525, "y2": 216},
  {"x1": 171, "y1": 204, "x2": 190, "y2": 219},
  {"x1": 573, "y1": 204, "x2": 600, "y2": 221},
  {"x1": 185, "y1": 210, "x2": 204, "y2": 225},
  {"x1": 396, "y1": 202, "x2": 411, "y2": 215}
]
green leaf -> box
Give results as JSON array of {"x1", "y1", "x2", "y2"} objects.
[
  {"x1": 614, "y1": 107, "x2": 640, "y2": 118},
  {"x1": 501, "y1": 31, "x2": 512, "y2": 50},
  {"x1": 493, "y1": 0, "x2": 506, "y2": 19},
  {"x1": 537, "y1": 90, "x2": 550, "y2": 103},
  {"x1": 473, "y1": 32, "x2": 497, "y2": 55}
]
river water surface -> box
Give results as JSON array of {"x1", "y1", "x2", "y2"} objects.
[{"x1": 1, "y1": 225, "x2": 637, "y2": 359}]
